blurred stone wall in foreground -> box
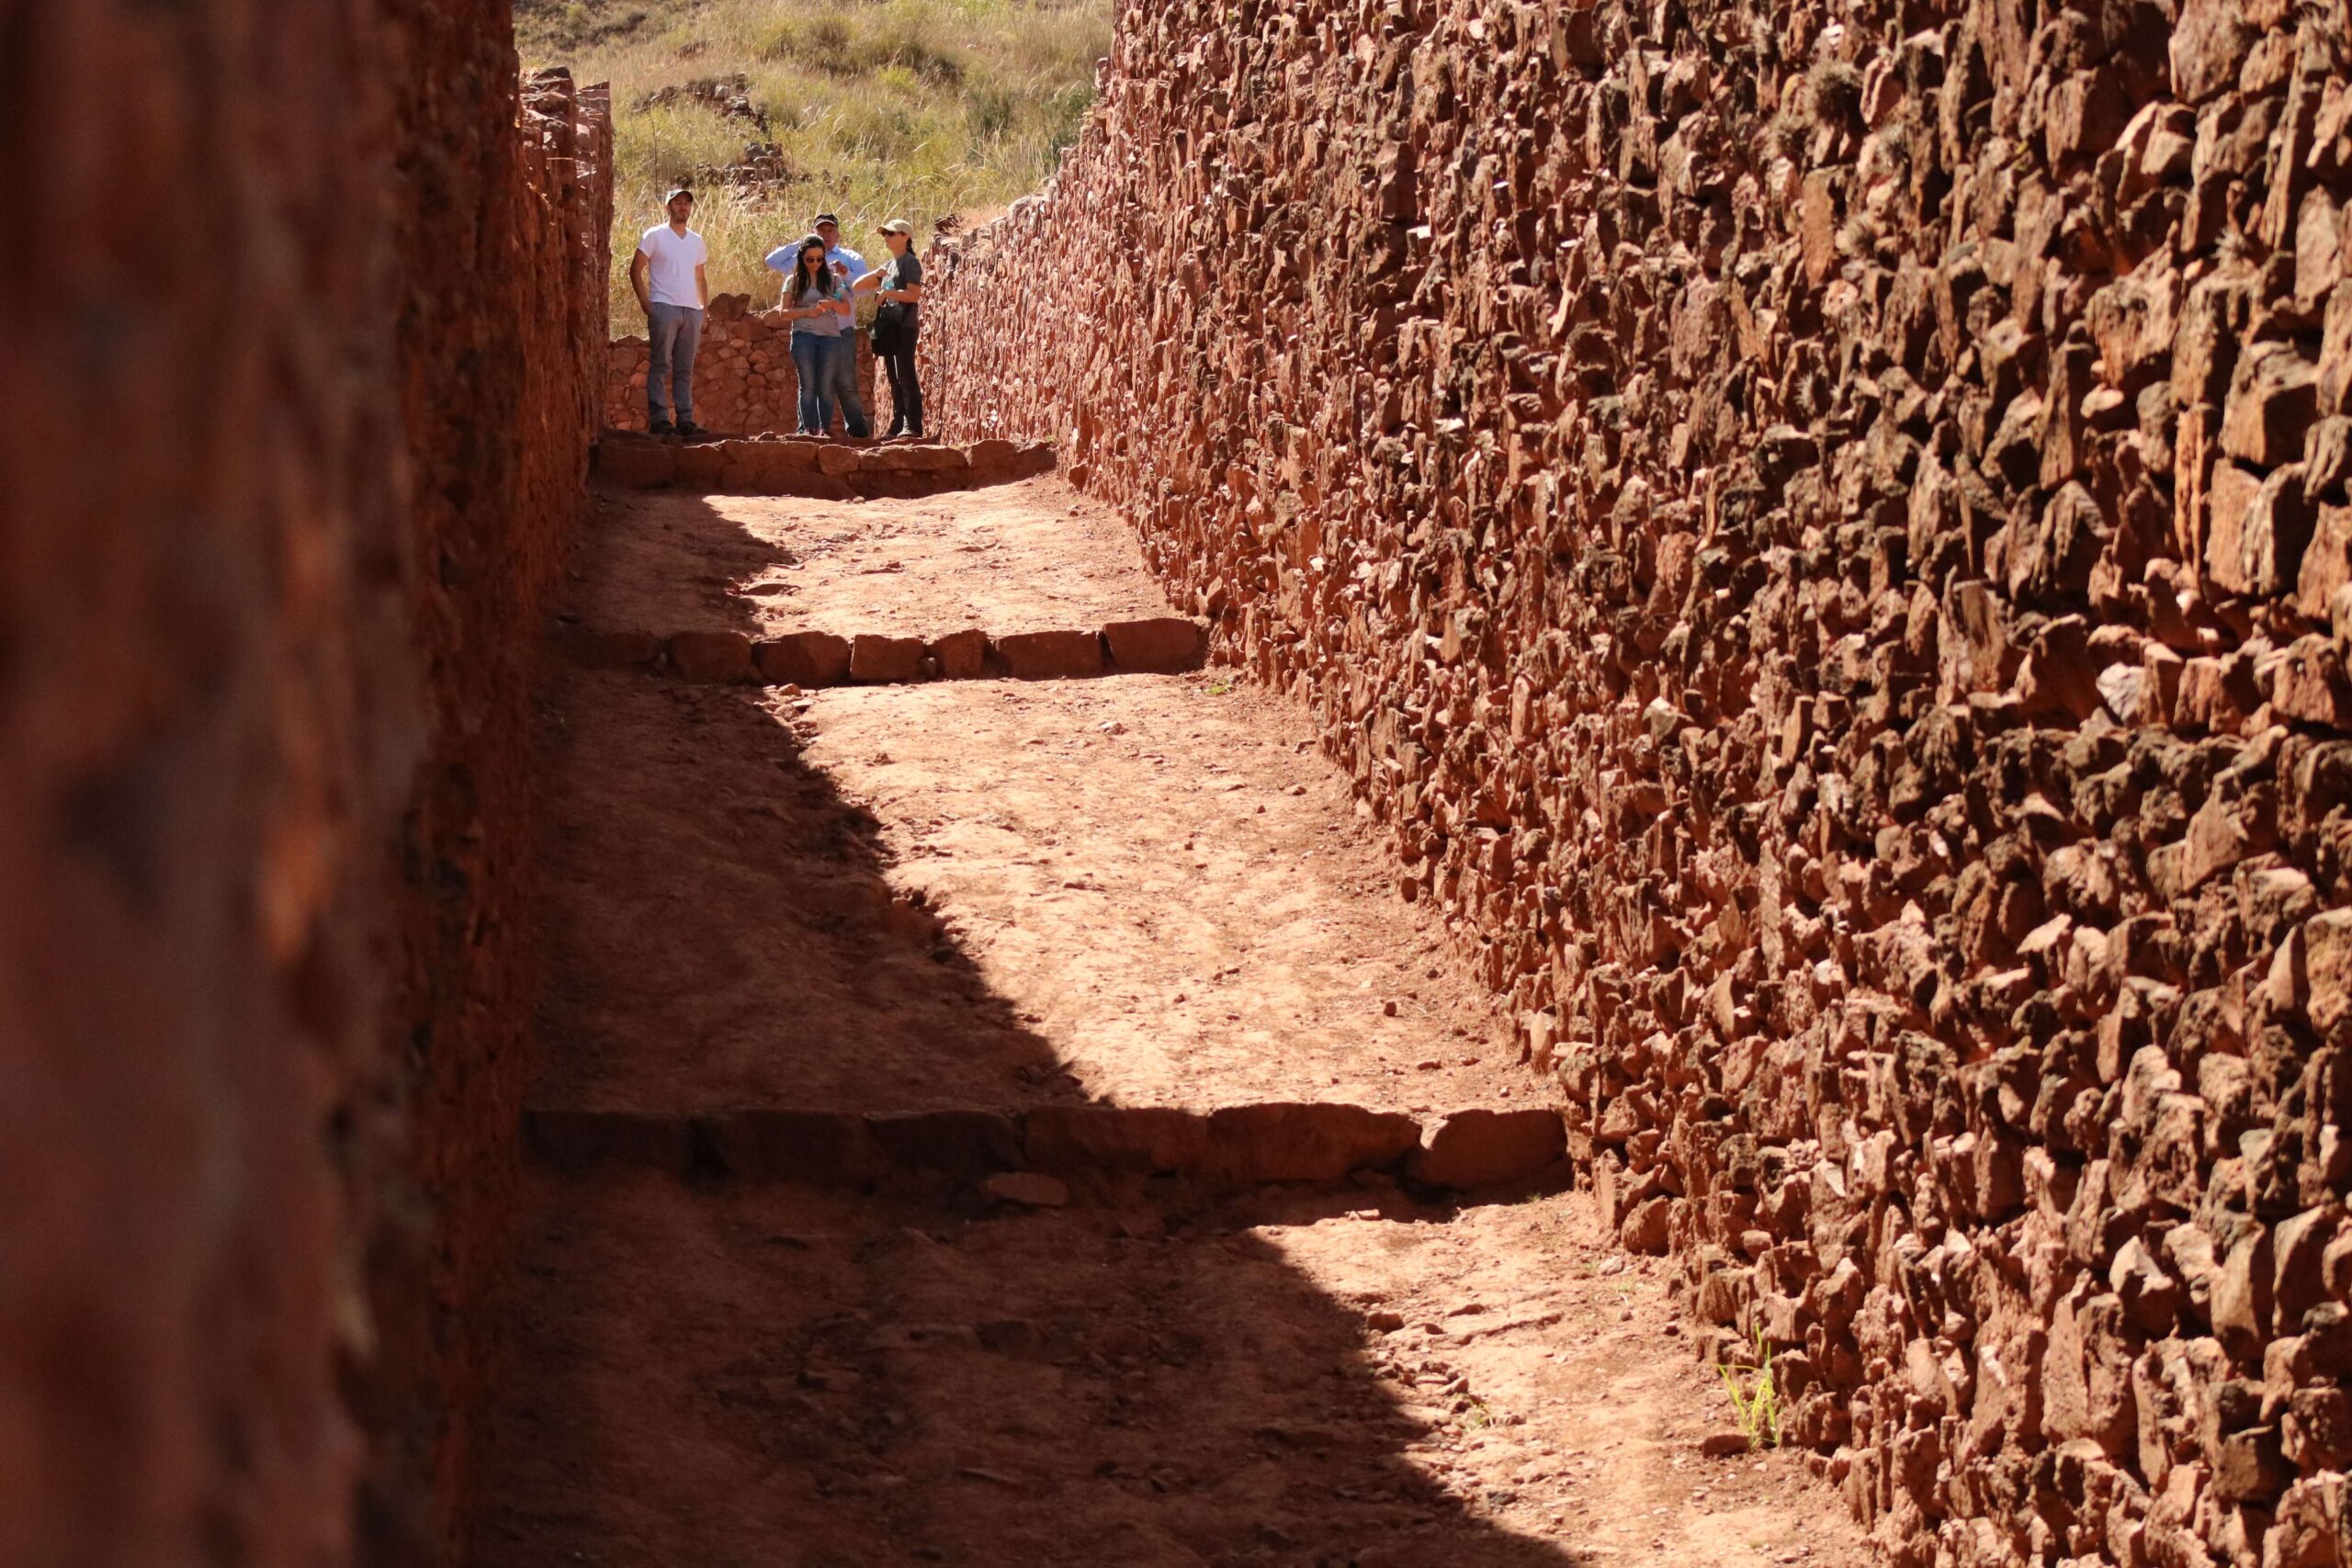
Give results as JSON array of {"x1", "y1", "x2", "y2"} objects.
[{"x1": 0, "y1": 5, "x2": 607, "y2": 1563}]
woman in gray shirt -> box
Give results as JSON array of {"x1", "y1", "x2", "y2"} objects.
[
  {"x1": 765, "y1": 235, "x2": 854, "y2": 436},
  {"x1": 852, "y1": 219, "x2": 925, "y2": 438}
]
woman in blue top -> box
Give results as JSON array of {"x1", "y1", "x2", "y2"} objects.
[{"x1": 764, "y1": 235, "x2": 854, "y2": 436}]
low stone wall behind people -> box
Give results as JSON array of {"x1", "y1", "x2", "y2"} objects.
[
  {"x1": 607, "y1": 295, "x2": 885, "y2": 434},
  {"x1": 921, "y1": 4, "x2": 2352, "y2": 1564}
]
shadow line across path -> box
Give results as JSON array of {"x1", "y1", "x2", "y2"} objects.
[{"x1": 464, "y1": 480, "x2": 1874, "y2": 1568}]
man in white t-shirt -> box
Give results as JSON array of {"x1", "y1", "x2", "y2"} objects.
[{"x1": 630, "y1": 187, "x2": 710, "y2": 438}]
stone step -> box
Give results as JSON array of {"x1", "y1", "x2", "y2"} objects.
[
  {"x1": 522, "y1": 1101, "x2": 1568, "y2": 1195},
  {"x1": 594, "y1": 430, "x2": 1057, "y2": 498},
  {"x1": 552, "y1": 615, "x2": 1210, "y2": 684}
]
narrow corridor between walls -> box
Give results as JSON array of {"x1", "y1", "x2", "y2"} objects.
[{"x1": 465, "y1": 459, "x2": 1871, "y2": 1567}]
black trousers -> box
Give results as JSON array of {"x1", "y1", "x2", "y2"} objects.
[{"x1": 881, "y1": 331, "x2": 922, "y2": 433}]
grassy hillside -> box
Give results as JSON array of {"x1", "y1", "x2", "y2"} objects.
[{"x1": 518, "y1": 0, "x2": 1114, "y2": 333}]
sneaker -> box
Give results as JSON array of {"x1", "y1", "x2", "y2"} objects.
[
  {"x1": 676, "y1": 421, "x2": 709, "y2": 442},
  {"x1": 648, "y1": 419, "x2": 676, "y2": 436}
]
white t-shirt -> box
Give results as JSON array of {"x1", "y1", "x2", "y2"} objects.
[{"x1": 638, "y1": 224, "x2": 707, "y2": 309}]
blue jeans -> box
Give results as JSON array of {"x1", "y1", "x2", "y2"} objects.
[
  {"x1": 646, "y1": 302, "x2": 703, "y2": 426},
  {"x1": 828, "y1": 334, "x2": 871, "y2": 438},
  {"x1": 791, "y1": 333, "x2": 836, "y2": 434}
]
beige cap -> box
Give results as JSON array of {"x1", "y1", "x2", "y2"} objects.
[{"x1": 878, "y1": 218, "x2": 915, "y2": 235}]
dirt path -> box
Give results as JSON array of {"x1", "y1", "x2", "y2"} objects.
[{"x1": 474, "y1": 473, "x2": 1875, "y2": 1567}]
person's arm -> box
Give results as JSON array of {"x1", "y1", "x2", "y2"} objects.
[
  {"x1": 852, "y1": 267, "x2": 922, "y2": 304},
  {"x1": 631, "y1": 247, "x2": 652, "y2": 316},
  {"x1": 695, "y1": 261, "x2": 709, "y2": 310},
  {"x1": 850, "y1": 267, "x2": 886, "y2": 294},
  {"x1": 885, "y1": 256, "x2": 923, "y2": 306}
]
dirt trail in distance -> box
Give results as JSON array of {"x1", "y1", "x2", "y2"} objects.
[{"x1": 474, "y1": 472, "x2": 1874, "y2": 1567}]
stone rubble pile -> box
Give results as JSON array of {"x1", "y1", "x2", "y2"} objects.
[{"x1": 922, "y1": 2, "x2": 2352, "y2": 1563}]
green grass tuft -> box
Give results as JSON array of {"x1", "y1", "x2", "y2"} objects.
[{"x1": 1717, "y1": 1325, "x2": 1781, "y2": 1451}]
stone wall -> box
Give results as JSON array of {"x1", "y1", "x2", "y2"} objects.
[
  {"x1": 606, "y1": 294, "x2": 885, "y2": 434},
  {"x1": 376, "y1": 52, "x2": 612, "y2": 1565},
  {"x1": 0, "y1": 3, "x2": 607, "y2": 1564},
  {"x1": 922, "y1": 3, "x2": 2352, "y2": 1564}
]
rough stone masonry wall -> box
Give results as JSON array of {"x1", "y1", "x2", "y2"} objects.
[
  {"x1": 0, "y1": 4, "x2": 607, "y2": 1564},
  {"x1": 606, "y1": 295, "x2": 882, "y2": 434},
  {"x1": 923, "y1": 3, "x2": 2352, "y2": 1564},
  {"x1": 377, "y1": 51, "x2": 612, "y2": 1565}
]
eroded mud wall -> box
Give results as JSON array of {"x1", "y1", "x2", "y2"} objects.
[
  {"x1": 924, "y1": 3, "x2": 2352, "y2": 1563},
  {"x1": 0, "y1": 4, "x2": 607, "y2": 1563}
]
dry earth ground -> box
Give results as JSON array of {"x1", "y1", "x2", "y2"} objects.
[{"x1": 474, "y1": 473, "x2": 1875, "y2": 1567}]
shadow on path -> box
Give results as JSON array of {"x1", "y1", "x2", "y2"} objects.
[{"x1": 469, "y1": 489, "x2": 1584, "y2": 1565}]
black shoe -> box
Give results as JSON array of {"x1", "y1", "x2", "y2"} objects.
[
  {"x1": 885, "y1": 422, "x2": 907, "y2": 439},
  {"x1": 676, "y1": 421, "x2": 709, "y2": 442},
  {"x1": 648, "y1": 419, "x2": 676, "y2": 437}
]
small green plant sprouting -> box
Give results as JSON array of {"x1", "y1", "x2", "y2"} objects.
[
  {"x1": 1205, "y1": 677, "x2": 1234, "y2": 696},
  {"x1": 1717, "y1": 1325, "x2": 1781, "y2": 1450}
]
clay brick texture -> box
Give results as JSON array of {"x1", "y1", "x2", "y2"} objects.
[
  {"x1": 923, "y1": 3, "x2": 2352, "y2": 1563},
  {"x1": 0, "y1": 4, "x2": 607, "y2": 1563}
]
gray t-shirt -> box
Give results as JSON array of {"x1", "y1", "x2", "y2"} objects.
[
  {"x1": 877, "y1": 250, "x2": 922, "y2": 331},
  {"x1": 764, "y1": 244, "x2": 849, "y2": 335},
  {"x1": 789, "y1": 280, "x2": 846, "y2": 337}
]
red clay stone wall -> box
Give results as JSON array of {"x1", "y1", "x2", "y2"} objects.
[
  {"x1": 924, "y1": 4, "x2": 2352, "y2": 1564},
  {"x1": 0, "y1": 4, "x2": 606, "y2": 1563},
  {"x1": 375, "y1": 51, "x2": 612, "y2": 1565},
  {"x1": 606, "y1": 296, "x2": 884, "y2": 434}
]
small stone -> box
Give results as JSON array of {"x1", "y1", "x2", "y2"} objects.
[
  {"x1": 981, "y1": 1171, "x2": 1071, "y2": 1207},
  {"x1": 667, "y1": 629, "x2": 755, "y2": 682},
  {"x1": 1699, "y1": 1430, "x2": 1751, "y2": 1458},
  {"x1": 995, "y1": 628, "x2": 1105, "y2": 679}
]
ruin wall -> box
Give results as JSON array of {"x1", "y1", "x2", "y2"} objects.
[
  {"x1": 377, "y1": 51, "x2": 613, "y2": 1565},
  {"x1": 922, "y1": 3, "x2": 2352, "y2": 1563},
  {"x1": 0, "y1": 4, "x2": 609, "y2": 1563}
]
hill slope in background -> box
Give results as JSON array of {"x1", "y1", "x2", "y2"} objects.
[{"x1": 519, "y1": 0, "x2": 1111, "y2": 332}]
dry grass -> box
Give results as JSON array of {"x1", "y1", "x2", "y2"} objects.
[{"x1": 519, "y1": 0, "x2": 1112, "y2": 332}]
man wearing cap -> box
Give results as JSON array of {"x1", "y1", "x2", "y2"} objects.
[
  {"x1": 631, "y1": 187, "x2": 710, "y2": 438},
  {"x1": 811, "y1": 211, "x2": 872, "y2": 438},
  {"x1": 853, "y1": 220, "x2": 926, "y2": 439}
]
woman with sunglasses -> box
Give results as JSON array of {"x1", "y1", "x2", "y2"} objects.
[{"x1": 764, "y1": 234, "x2": 854, "y2": 437}]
